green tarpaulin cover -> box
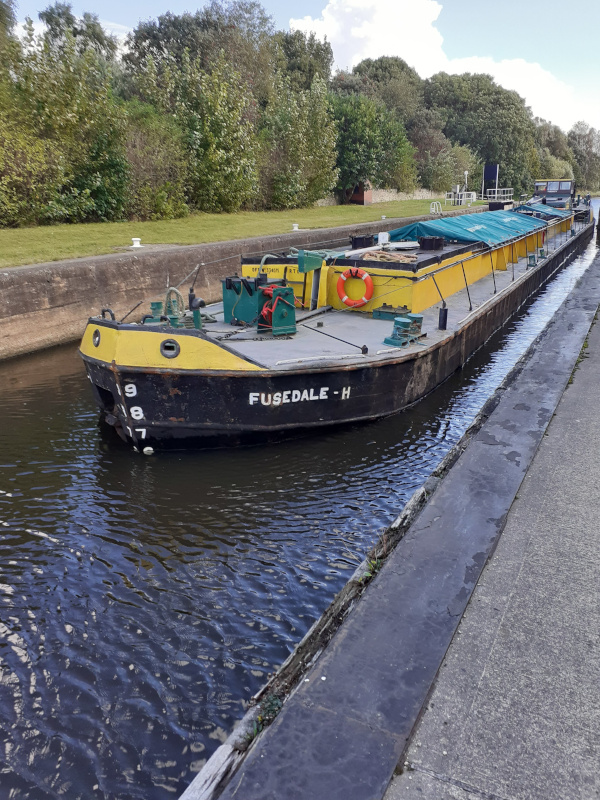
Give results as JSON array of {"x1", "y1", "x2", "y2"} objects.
[
  {"x1": 512, "y1": 203, "x2": 572, "y2": 220},
  {"x1": 388, "y1": 210, "x2": 547, "y2": 247}
]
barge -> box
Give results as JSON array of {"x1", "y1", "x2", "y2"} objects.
[{"x1": 80, "y1": 200, "x2": 594, "y2": 450}]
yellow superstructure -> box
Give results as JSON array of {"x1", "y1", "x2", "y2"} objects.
[
  {"x1": 242, "y1": 217, "x2": 570, "y2": 316},
  {"x1": 80, "y1": 323, "x2": 262, "y2": 372}
]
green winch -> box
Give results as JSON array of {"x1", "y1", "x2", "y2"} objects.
[
  {"x1": 383, "y1": 313, "x2": 424, "y2": 347},
  {"x1": 222, "y1": 276, "x2": 296, "y2": 336}
]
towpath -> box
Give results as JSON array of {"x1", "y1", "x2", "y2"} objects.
[
  {"x1": 190, "y1": 246, "x2": 600, "y2": 799},
  {"x1": 385, "y1": 265, "x2": 600, "y2": 798}
]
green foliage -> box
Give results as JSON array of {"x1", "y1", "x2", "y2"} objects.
[
  {"x1": 331, "y1": 94, "x2": 381, "y2": 199},
  {"x1": 135, "y1": 47, "x2": 259, "y2": 212},
  {"x1": 2, "y1": 0, "x2": 599, "y2": 230},
  {"x1": 124, "y1": 1, "x2": 273, "y2": 79},
  {"x1": 0, "y1": 23, "x2": 128, "y2": 224},
  {"x1": 534, "y1": 119, "x2": 571, "y2": 161},
  {"x1": 330, "y1": 70, "x2": 373, "y2": 98},
  {"x1": 406, "y1": 108, "x2": 450, "y2": 186},
  {"x1": 303, "y1": 79, "x2": 339, "y2": 203},
  {"x1": 257, "y1": 75, "x2": 337, "y2": 209},
  {"x1": 179, "y1": 54, "x2": 259, "y2": 213},
  {"x1": 71, "y1": 130, "x2": 129, "y2": 221},
  {"x1": 126, "y1": 1, "x2": 278, "y2": 113},
  {"x1": 418, "y1": 143, "x2": 481, "y2": 193},
  {"x1": 39, "y1": 2, "x2": 118, "y2": 60},
  {"x1": 273, "y1": 29, "x2": 333, "y2": 91},
  {"x1": 0, "y1": 0, "x2": 14, "y2": 44},
  {"x1": 377, "y1": 112, "x2": 417, "y2": 193},
  {"x1": 353, "y1": 56, "x2": 423, "y2": 125},
  {"x1": 257, "y1": 78, "x2": 309, "y2": 209},
  {"x1": 124, "y1": 101, "x2": 188, "y2": 220},
  {"x1": 537, "y1": 149, "x2": 573, "y2": 180},
  {"x1": 424, "y1": 72, "x2": 537, "y2": 192},
  {"x1": 0, "y1": 109, "x2": 66, "y2": 226},
  {"x1": 568, "y1": 122, "x2": 600, "y2": 190},
  {"x1": 532, "y1": 118, "x2": 576, "y2": 183},
  {"x1": 331, "y1": 94, "x2": 415, "y2": 200}
]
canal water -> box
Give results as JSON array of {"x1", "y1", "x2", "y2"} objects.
[{"x1": 0, "y1": 226, "x2": 598, "y2": 799}]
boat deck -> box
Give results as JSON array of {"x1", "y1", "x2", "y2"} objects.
[{"x1": 200, "y1": 233, "x2": 574, "y2": 371}]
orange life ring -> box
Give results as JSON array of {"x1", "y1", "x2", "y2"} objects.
[{"x1": 337, "y1": 267, "x2": 374, "y2": 307}]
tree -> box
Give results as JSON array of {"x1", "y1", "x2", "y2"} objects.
[
  {"x1": 190, "y1": 61, "x2": 258, "y2": 211},
  {"x1": 39, "y1": 2, "x2": 118, "y2": 60},
  {"x1": 331, "y1": 70, "x2": 374, "y2": 98},
  {"x1": 2, "y1": 21, "x2": 128, "y2": 223},
  {"x1": 331, "y1": 93, "x2": 381, "y2": 199},
  {"x1": 0, "y1": 104, "x2": 67, "y2": 226},
  {"x1": 424, "y1": 72, "x2": 537, "y2": 192},
  {"x1": 534, "y1": 118, "x2": 571, "y2": 161},
  {"x1": 171, "y1": 53, "x2": 259, "y2": 212},
  {"x1": 0, "y1": 0, "x2": 14, "y2": 40},
  {"x1": 353, "y1": 56, "x2": 423, "y2": 125},
  {"x1": 257, "y1": 75, "x2": 337, "y2": 209},
  {"x1": 331, "y1": 93, "x2": 416, "y2": 200},
  {"x1": 376, "y1": 111, "x2": 417, "y2": 192},
  {"x1": 125, "y1": 1, "x2": 278, "y2": 111},
  {"x1": 302, "y1": 78, "x2": 339, "y2": 203},
  {"x1": 273, "y1": 29, "x2": 333, "y2": 92},
  {"x1": 123, "y1": 101, "x2": 188, "y2": 220},
  {"x1": 0, "y1": 0, "x2": 16, "y2": 69},
  {"x1": 406, "y1": 107, "x2": 451, "y2": 189},
  {"x1": 124, "y1": 1, "x2": 273, "y2": 76},
  {"x1": 568, "y1": 122, "x2": 600, "y2": 190},
  {"x1": 418, "y1": 143, "x2": 481, "y2": 193}
]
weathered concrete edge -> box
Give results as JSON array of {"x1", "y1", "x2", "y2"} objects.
[
  {"x1": 0, "y1": 206, "x2": 486, "y2": 362},
  {"x1": 178, "y1": 229, "x2": 596, "y2": 800}
]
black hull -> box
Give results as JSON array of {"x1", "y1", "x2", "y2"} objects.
[{"x1": 83, "y1": 224, "x2": 594, "y2": 450}]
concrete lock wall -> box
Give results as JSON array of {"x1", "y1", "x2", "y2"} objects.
[{"x1": 0, "y1": 208, "x2": 486, "y2": 362}]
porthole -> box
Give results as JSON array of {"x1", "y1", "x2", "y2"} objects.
[
  {"x1": 92, "y1": 329, "x2": 101, "y2": 347},
  {"x1": 160, "y1": 339, "x2": 180, "y2": 359}
]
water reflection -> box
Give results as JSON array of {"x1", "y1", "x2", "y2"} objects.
[{"x1": 0, "y1": 229, "x2": 597, "y2": 799}]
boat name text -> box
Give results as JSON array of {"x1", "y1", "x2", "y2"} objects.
[{"x1": 249, "y1": 387, "x2": 351, "y2": 406}]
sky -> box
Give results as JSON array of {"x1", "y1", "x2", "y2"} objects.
[{"x1": 14, "y1": 0, "x2": 600, "y2": 132}]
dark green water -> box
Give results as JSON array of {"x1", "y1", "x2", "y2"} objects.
[{"x1": 0, "y1": 228, "x2": 597, "y2": 799}]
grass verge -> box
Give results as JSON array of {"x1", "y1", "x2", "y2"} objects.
[{"x1": 0, "y1": 198, "x2": 486, "y2": 269}]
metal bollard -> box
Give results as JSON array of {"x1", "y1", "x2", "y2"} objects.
[{"x1": 438, "y1": 306, "x2": 448, "y2": 330}]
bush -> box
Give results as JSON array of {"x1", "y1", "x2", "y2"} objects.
[
  {"x1": 0, "y1": 110, "x2": 66, "y2": 226},
  {"x1": 257, "y1": 76, "x2": 337, "y2": 210},
  {"x1": 124, "y1": 100, "x2": 188, "y2": 220},
  {"x1": 331, "y1": 93, "x2": 417, "y2": 201}
]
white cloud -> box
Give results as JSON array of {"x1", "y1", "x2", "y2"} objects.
[
  {"x1": 99, "y1": 20, "x2": 132, "y2": 43},
  {"x1": 290, "y1": 0, "x2": 600, "y2": 131},
  {"x1": 291, "y1": 0, "x2": 445, "y2": 75}
]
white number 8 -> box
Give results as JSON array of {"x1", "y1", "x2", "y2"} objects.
[{"x1": 130, "y1": 406, "x2": 144, "y2": 420}]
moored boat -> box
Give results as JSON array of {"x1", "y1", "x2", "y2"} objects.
[{"x1": 79, "y1": 200, "x2": 594, "y2": 450}]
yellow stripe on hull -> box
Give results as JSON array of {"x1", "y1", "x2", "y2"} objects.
[{"x1": 80, "y1": 324, "x2": 262, "y2": 372}]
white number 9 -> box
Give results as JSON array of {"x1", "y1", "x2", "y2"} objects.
[{"x1": 124, "y1": 384, "x2": 137, "y2": 397}]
